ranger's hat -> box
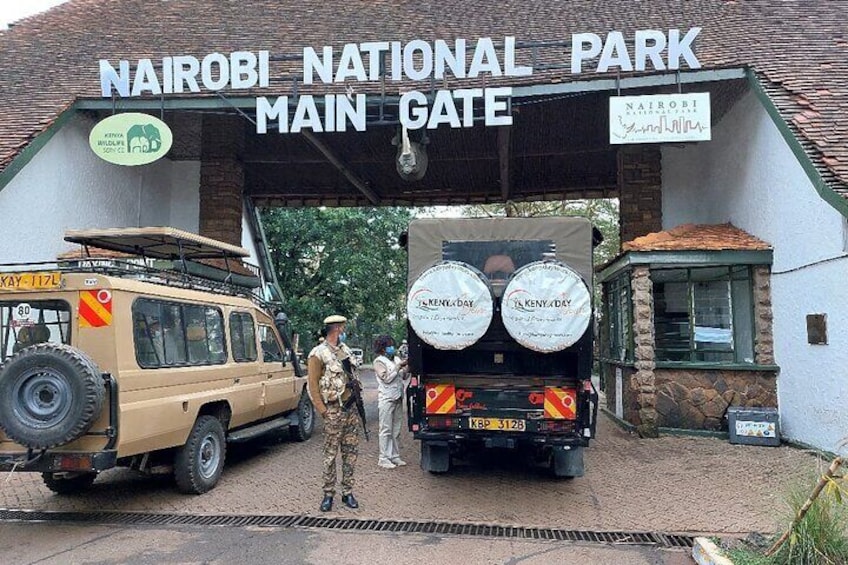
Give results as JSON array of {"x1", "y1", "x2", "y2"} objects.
[{"x1": 323, "y1": 314, "x2": 347, "y2": 324}]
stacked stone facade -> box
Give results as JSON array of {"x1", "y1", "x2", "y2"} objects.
[
  {"x1": 630, "y1": 266, "x2": 659, "y2": 437},
  {"x1": 618, "y1": 146, "x2": 662, "y2": 244},
  {"x1": 199, "y1": 114, "x2": 245, "y2": 246}
]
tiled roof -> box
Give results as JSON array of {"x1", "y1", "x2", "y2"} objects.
[
  {"x1": 623, "y1": 223, "x2": 771, "y2": 252},
  {"x1": 1, "y1": 1, "x2": 847, "y2": 202}
]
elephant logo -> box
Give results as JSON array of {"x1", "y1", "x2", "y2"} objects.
[{"x1": 126, "y1": 123, "x2": 162, "y2": 153}]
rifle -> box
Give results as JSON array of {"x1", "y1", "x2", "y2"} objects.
[{"x1": 341, "y1": 357, "x2": 370, "y2": 441}]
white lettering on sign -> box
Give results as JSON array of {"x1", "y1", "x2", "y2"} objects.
[
  {"x1": 97, "y1": 29, "x2": 701, "y2": 134},
  {"x1": 572, "y1": 28, "x2": 701, "y2": 73}
]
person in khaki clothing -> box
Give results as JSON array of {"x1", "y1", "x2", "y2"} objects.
[{"x1": 307, "y1": 314, "x2": 360, "y2": 512}]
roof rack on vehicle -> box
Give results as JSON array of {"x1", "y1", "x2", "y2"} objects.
[{"x1": 60, "y1": 227, "x2": 266, "y2": 301}]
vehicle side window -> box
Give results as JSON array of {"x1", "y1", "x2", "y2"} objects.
[
  {"x1": 132, "y1": 298, "x2": 227, "y2": 368},
  {"x1": 259, "y1": 325, "x2": 284, "y2": 364},
  {"x1": 229, "y1": 312, "x2": 257, "y2": 362}
]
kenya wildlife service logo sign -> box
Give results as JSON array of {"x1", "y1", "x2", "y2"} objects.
[{"x1": 89, "y1": 112, "x2": 173, "y2": 166}]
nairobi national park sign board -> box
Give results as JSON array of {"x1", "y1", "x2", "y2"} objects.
[{"x1": 98, "y1": 29, "x2": 702, "y2": 135}]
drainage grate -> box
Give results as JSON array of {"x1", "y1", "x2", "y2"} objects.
[{"x1": 0, "y1": 508, "x2": 695, "y2": 548}]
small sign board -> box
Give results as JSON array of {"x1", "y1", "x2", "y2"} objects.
[
  {"x1": 610, "y1": 92, "x2": 711, "y2": 144},
  {"x1": 89, "y1": 112, "x2": 173, "y2": 166}
]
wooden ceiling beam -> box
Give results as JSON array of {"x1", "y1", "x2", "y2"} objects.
[{"x1": 299, "y1": 131, "x2": 381, "y2": 205}]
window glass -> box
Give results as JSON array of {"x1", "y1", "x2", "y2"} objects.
[
  {"x1": 230, "y1": 312, "x2": 257, "y2": 362},
  {"x1": 205, "y1": 307, "x2": 227, "y2": 364},
  {"x1": 133, "y1": 299, "x2": 226, "y2": 368},
  {"x1": 133, "y1": 300, "x2": 165, "y2": 367},
  {"x1": 259, "y1": 325, "x2": 284, "y2": 363},
  {"x1": 652, "y1": 267, "x2": 754, "y2": 364},
  {"x1": 163, "y1": 304, "x2": 187, "y2": 365},
  {"x1": 604, "y1": 273, "x2": 632, "y2": 361},
  {"x1": 185, "y1": 305, "x2": 210, "y2": 364},
  {"x1": 0, "y1": 300, "x2": 72, "y2": 362}
]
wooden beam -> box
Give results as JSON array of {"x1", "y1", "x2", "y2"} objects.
[
  {"x1": 300, "y1": 131, "x2": 381, "y2": 205},
  {"x1": 498, "y1": 126, "x2": 511, "y2": 201}
]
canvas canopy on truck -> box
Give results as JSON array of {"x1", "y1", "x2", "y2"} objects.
[{"x1": 406, "y1": 217, "x2": 594, "y2": 353}]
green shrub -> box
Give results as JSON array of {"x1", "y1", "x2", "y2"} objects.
[{"x1": 727, "y1": 471, "x2": 848, "y2": 565}]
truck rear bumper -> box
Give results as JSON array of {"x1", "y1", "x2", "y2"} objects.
[
  {"x1": 0, "y1": 450, "x2": 117, "y2": 473},
  {"x1": 413, "y1": 430, "x2": 589, "y2": 448}
]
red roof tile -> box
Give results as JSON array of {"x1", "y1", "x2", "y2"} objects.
[
  {"x1": 623, "y1": 223, "x2": 771, "y2": 252},
  {"x1": 0, "y1": 1, "x2": 847, "y2": 203}
]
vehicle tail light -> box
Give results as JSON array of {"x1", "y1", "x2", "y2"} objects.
[
  {"x1": 410, "y1": 376, "x2": 418, "y2": 387},
  {"x1": 427, "y1": 416, "x2": 458, "y2": 429},
  {"x1": 583, "y1": 380, "x2": 593, "y2": 392},
  {"x1": 411, "y1": 424, "x2": 420, "y2": 432},
  {"x1": 57, "y1": 454, "x2": 92, "y2": 471},
  {"x1": 539, "y1": 420, "x2": 574, "y2": 433}
]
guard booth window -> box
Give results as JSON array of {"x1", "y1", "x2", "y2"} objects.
[
  {"x1": 230, "y1": 312, "x2": 257, "y2": 362},
  {"x1": 604, "y1": 274, "x2": 632, "y2": 361},
  {"x1": 0, "y1": 300, "x2": 71, "y2": 362},
  {"x1": 653, "y1": 266, "x2": 754, "y2": 364},
  {"x1": 132, "y1": 298, "x2": 227, "y2": 368}
]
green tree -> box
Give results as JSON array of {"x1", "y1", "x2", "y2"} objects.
[
  {"x1": 261, "y1": 207, "x2": 412, "y2": 355},
  {"x1": 463, "y1": 199, "x2": 621, "y2": 267}
]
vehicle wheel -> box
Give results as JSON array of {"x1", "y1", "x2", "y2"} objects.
[
  {"x1": 42, "y1": 472, "x2": 97, "y2": 494},
  {"x1": 290, "y1": 390, "x2": 315, "y2": 442},
  {"x1": 0, "y1": 344, "x2": 105, "y2": 449},
  {"x1": 174, "y1": 415, "x2": 226, "y2": 494}
]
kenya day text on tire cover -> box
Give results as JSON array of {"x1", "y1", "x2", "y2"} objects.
[
  {"x1": 501, "y1": 261, "x2": 592, "y2": 352},
  {"x1": 0, "y1": 343, "x2": 105, "y2": 449},
  {"x1": 407, "y1": 261, "x2": 494, "y2": 350}
]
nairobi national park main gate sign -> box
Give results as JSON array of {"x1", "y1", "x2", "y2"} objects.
[{"x1": 97, "y1": 28, "x2": 703, "y2": 134}]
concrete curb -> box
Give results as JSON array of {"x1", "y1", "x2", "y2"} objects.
[{"x1": 692, "y1": 537, "x2": 734, "y2": 565}]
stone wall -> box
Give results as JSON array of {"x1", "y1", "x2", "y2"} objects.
[
  {"x1": 199, "y1": 114, "x2": 245, "y2": 246},
  {"x1": 654, "y1": 369, "x2": 778, "y2": 430},
  {"x1": 753, "y1": 266, "x2": 775, "y2": 365},
  {"x1": 618, "y1": 146, "x2": 662, "y2": 245},
  {"x1": 630, "y1": 266, "x2": 658, "y2": 437}
]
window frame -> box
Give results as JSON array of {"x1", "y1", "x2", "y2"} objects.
[
  {"x1": 604, "y1": 272, "x2": 633, "y2": 362},
  {"x1": 652, "y1": 266, "x2": 755, "y2": 365},
  {"x1": 132, "y1": 298, "x2": 228, "y2": 369},
  {"x1": 229, "y1": 311, "x2": 258, "y2": 363},
  {"x1": 258, "y1": 324, "x2": 286, "y2": 365}
]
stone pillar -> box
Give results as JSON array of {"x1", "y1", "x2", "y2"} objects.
[
  {"x1": 631, "y1": 266, "x2": 658, "y2": 437},
  {"x1": 753, "y1": 266, "x2": 775, "y2": 365},
  {"x1": 199, "y1": 114, "x2": 245, "y2": 246},
  {"x1": 618, "y1": 146, "x2": 663, "y2": 246}
]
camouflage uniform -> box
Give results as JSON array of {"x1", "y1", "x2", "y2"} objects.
[{"x1": 308, "y1": 341, "x2": 360, "y2": 497}]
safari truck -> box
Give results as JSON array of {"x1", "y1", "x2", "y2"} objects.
[
  {"x1": 0, "y1": 227, "x2": 314, "y2": 494},
  {"x1": 405, "y1": 217, "x2": 599, "y2": 477}
]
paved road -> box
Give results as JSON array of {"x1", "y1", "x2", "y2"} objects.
[
  {"x1": 0, "y1": 370, "x2": 821, "y2": 535},
  {"x1": 1, "y1": 522, "x2": 694, "y2": 565}
]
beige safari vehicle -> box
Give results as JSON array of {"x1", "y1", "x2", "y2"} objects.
[{"x1": 0, "y1": 227, "x2": 314, "y2": 494}]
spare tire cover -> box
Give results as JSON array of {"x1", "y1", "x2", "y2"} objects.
[
  {"x1": 407, "y1": 261, "x2": 494, "y2": 350},
  {"x1": 0, "y1": 343, "x2": 105, "y2": 450},
  {"x1": 501, "y1": 261, "x2": 592, "y2": 353}
]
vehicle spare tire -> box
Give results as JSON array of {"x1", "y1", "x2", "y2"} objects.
[
  {"x1": 501, "y1": 261, "x2": 592, "y2": 353},
  {"x1": 0, "y1": 343, "x2": 105, "y2": 449},
  {"x1": 407, "y1": 261, "x2": 495, "y2": 350}
]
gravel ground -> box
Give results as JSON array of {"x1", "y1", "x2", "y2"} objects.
[{"x1": 0, "y1": 370, "x2": 823, "y2": 535}]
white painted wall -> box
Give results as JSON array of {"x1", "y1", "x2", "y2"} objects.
[
  {"x1": 0, "y1": 113, "x2": 200, "y2": 262},
  {"x1": 663, "y1": 91, "x2": 848, "y2": 453}
]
